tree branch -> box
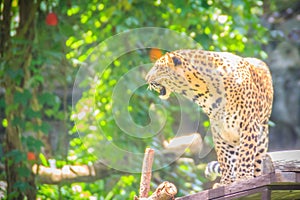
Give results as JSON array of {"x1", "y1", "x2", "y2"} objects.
[
  {"x1": 32, "y1": 161, "x2": 120, "y2": 184},
  {"x1": 0, "y1": 0, "x2": 12, "y2": 57},
  {"x1": 135, "y1": 148, "x2": 178, "y2": 200},
  {"x1": 139, "y1": 148, "x2": 155, "y2": 198}
]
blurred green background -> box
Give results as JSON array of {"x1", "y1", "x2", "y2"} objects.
[{"x1": 1, "y1": 0, "x2": 299, "y2": 199}]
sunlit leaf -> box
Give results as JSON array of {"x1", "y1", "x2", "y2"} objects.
[{"x1": 39, "y1": 153, "x2": 49, "y2": 166}]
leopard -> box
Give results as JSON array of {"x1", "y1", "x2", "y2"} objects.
[{"x1": 145, "y1": 49, "x2": 273, "y2": 187}]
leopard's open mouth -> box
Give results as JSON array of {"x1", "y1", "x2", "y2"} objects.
[{"x1": 148, "y1": 82, "x2": 170, "y2": 99}]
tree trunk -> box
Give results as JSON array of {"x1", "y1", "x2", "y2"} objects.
[{"x1": 1, "y1": 0, "x2": 41, "y2": 199}]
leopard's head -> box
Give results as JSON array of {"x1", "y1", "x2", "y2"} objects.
[{"x1": 145, "y1": 52, "x2": 187, "y2": 99}]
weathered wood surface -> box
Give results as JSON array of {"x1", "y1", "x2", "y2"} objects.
[
  {"x1": 268, "y1": 150, "x2": 300, "y2": 172},
  {"x1": 176, "y1": 150, "x2": 300, "y2": 200}
]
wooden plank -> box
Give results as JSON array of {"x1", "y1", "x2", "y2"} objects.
[
  {"x1": 268, "y1": 150, "x2": 300, "y2": 162},
  {"x1": 297, "y1": 173, "x2": 300, "y2": 182},
  {"x1": 177, "y1": 186, "x2": 268, "y2": 200},
  {"x1": 176, "y1": 190, "x2": 209, "y2": 200},
  {"x1": 268, "y1": 150, "x2": 300, "y2": 172},
  {"x1": 217, "y1": 187, "x2": 265, "y2": 200},
  {"x1": 206, "y1": 173, "x2": 273, "y2": 199},
  {"x1": 176, "y1": 150, "x2": 300, "y2": 200},
  {"x1": 268, "y1": 185, "x2": 300, "y2": 190},
  {"x1": 176, "y1": 172, "x2": 300, "y2": 200},
  {"x1": 261, "y1": 188, "x2": 271, "y2": 200},
  {"x1": 274, "y1": 172, "x2": 297, "y2": 182}
]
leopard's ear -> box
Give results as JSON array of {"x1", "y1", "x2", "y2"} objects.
[{"x1": 166, "y1": 53, "x2": 175, "y2": 68}]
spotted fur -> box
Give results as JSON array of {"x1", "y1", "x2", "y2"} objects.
[{"x1": 146, "y1": 49, "x2": 273, "y2": 186}]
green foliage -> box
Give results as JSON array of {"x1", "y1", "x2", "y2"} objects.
[
  {"x1": 39, "y1": 153, "x2": 49, "y2": 167},
  {"x1": 1, "y1": 0, "x2": 71, "y2": 198},
  {"x1": 1, "y1": 0, "x2": 270, "y2": 199},
  {"x1": 22, "y1": 136, "x2": 44, "y2": 152},
  {"x1": 67, "y1": 0, "x2": 268, "y2": 199},
  {"x1": 5, "y1": 150, "x2": 26, "y2": 165},
  {"x1": 37, "y1": 177, "x2": 139, "y2": 200}
]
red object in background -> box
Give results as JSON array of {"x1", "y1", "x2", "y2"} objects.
[
  {"x1": 27, "y1": 152, "x2": 36, "y2": 161},
  {"x1": 46, "y1": 12, "x2": 58, "y2": 26},
  {"x1": 149, "y1": 48, "x2": 163, "y2": 62}
]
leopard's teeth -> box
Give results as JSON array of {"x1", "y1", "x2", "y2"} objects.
[{"x1": 147, "y1": 84, "x2": 154, "y2": 90}]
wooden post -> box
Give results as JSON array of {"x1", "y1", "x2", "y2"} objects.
[{"x1": 139, "y1": 148, "x2": 155, "y2": 198}]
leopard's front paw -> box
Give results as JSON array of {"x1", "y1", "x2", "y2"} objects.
[
  {"x1": 235, "y1": 175, "x2": 254, "y2": 182},
  {"x1": 212, "y1": 183, "x2": 225, "y2": 189}
]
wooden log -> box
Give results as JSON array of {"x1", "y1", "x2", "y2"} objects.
[
  {"x1": 32, "y1": 160, "x2": 119, "y2": 184},
  {"x1": 140, "y1": 181, "x2": 177, "y2": 200}
]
